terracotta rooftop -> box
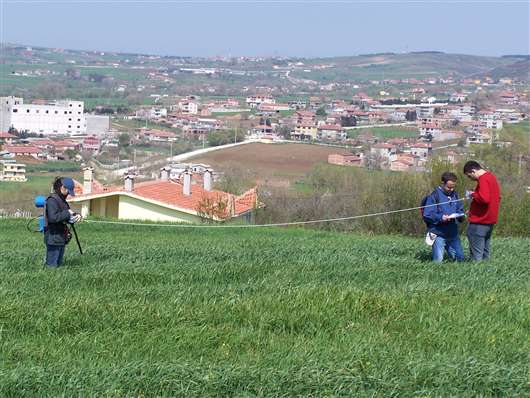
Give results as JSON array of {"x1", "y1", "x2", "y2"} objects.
[
  {"x1": 70, "y1": 178, "x2": 258, "y2": 218},
  {"x1": 5, "y1": 145, "x2": 42, "y2": 154}
]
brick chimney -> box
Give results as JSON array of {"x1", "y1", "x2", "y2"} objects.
[
  {"x1": 183, "y1": 171, "x2": 191, "y2": 196},
  {"x1": 160, "y1": 166, "x2": 170, "y2": 181},
  {"x1": 124, "y1": 174, "x2": 135, "y2": 192},
  {"x1": 83, "y1": 166, "x2": 94, "y2": 194},
  {"x1": 203, "y1": 168, "x2": 212, "y2": 192}
]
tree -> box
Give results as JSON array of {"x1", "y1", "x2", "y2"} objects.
[
  {"x1": 118, "y1": 133, "x2": 131, "y2": 148},
  {"x1": 405, "y1": 110, "x2": 417, "y2": 121},
  {"x1": 340, "y1": 115, "x2": 357, "y2": 127},
  {"x1": 64, "y1": 149, "x2": 78, "y2": 160},
  {"x1": 196, "y1": 195, "x2": 230, "y2": 223},
  {"x1": 316, "y1": 107, "x2": 327, "y2": 117}
]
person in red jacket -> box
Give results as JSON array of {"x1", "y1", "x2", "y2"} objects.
[{"x1": 463, "y1": 161, "x2": 501, "y2": 261}]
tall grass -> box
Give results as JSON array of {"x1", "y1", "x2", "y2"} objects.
[{"x1": 0, "y1": 219, "x2": 528, "y2": 396}]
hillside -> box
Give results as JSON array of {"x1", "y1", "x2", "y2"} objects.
[
  {"x1": 1, "y1": 219, "x2": 528, "y2": 396},
  {"x1": 290, "y1": 52, "x2": 518, "y2": 81},
  {"x1": 477, "y1": 59, "x2": 530, "y2": 81},
  {"x1": 190, "y1": 142, "x2": 343, "y2": 188},
  {"x1": 1, "y1": 45, "x2": 523, "y2": 101}
]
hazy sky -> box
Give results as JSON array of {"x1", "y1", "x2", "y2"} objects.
[{"x1": 2, "y1": 1, "x2": 529, "y2": 57}]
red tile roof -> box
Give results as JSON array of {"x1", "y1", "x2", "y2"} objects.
[
  {"x1": 5, "y1": 145, "x2": 42, "y2": 154},
  {"x1": 318, "y1": 124, "x2": 343, "y2": 131},
  {"x1": 71, "y1": 178, "x2": 258, "y2": 218},
  {"x1": 373, "y1": 143, "x2": 395, "y2": 149},
  {"x1": 0, "y1": 132, "x2": 16, "y2": 139}
]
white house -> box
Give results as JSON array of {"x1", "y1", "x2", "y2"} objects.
[
  {"x1": 246, "y1": 95, "x2": 275, "y2": 108},
  {"x1": 69, "y1": 168, "x2": 259, "y2": 224}
]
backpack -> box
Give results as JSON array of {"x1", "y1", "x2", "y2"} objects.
[{"x1": 420, "y1": 189, "x2": 441, "y2": 225}]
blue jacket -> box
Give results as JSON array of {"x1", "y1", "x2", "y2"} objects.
[{"x1": 423, "y1": 187, "x2": 464, "y2": 238}]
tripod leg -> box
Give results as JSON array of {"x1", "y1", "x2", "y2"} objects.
[{"x1": 71, "y1": 224, "x2": 83, "y2": 255}]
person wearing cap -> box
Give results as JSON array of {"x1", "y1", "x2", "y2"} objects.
[{"x1": 44, "y1": 177, "x2": 81, "y2": 268}]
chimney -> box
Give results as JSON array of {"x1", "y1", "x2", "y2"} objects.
[
  {"x1": 183, "y1": 171, "x2": 191, "y2": 196},
  {"x1": 83, "y1": 166, "x2": 94, "y2": 194},
  {"x1": 124, "y1": 174, "x2": 135, "y2": 192},
  {"x1": 203, "y1": 168, "x2": 212, "y2": 192},
  {"x1": 160, "y1": 166, "x2": 170, "y2": 181}
]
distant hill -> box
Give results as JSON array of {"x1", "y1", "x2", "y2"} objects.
[
  {"x1": 478, "y1": 59, "x2": 530, "y2": 81},
  {"x1": 295, "y1": 52, "x2": 518, "y2": 81}
]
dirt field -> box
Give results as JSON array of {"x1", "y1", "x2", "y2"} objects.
[{"x1": 191, "y1": 142, "x2": 345, "y2": 187}]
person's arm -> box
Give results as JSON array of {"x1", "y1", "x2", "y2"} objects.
[
  {"x1": 423, "y1": 194, "x2": 443, "y2": 225},
  {"x1": 471, "y1": 179, "x2": 491, "y2": 204},
  {"x1": 46, "y1": 197, "x2": 70, "y2": 224}
]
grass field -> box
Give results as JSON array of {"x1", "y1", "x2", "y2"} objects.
[
  {"x1": 191, "y1": 142, "x2": 345, "y2": 187},
  {"x1": 348, "y1": 127, "x2": 418, "y2": 139},
  {"x1": 0, "y1": 218, "x2": 528, "y2": 396},
  {"x1": 0, "y1": 173, "x2": 81, "y2": 211}
]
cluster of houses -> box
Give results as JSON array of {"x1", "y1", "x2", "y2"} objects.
[
  {"x1": 0, "y1": 132, "x2": 102, "y2": 162},
  {"x1": 246, "y1": 87, "x2": 526, "y2": 147},
  {"x1": 328, "y1": 140, "x2": 433, "y2": 172}
]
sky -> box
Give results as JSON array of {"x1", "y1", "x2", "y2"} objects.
[{"x1": 2, "y1": 0, "x2": 529, "y2": 58}]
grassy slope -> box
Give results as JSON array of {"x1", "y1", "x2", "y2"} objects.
[{"x1": 0, "y1": 219, "x2": 528, "y2": 396}]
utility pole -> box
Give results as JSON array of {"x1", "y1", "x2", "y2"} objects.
[{"x1": 170, "y1": 141, "x2": 173, "y2": 158}]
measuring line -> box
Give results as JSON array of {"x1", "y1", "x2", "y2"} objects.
[{"x1": 82, "y1": 198, "x2": 466, "y2": 228}]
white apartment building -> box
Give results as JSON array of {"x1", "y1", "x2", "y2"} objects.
[
  {"x1": 178, "y1": 101, "x2": 199, "y2": 115},
  {"x1": 1, "y1": 96, "x2": 86, "y2": 135},
  {"x1": 0, "y1": 161, "x2": 27, "y2": 182},
  {"x1": 246, "y1": 95, "x2": 276, "y2": 108}
]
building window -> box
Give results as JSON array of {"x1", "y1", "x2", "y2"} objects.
[
  {"x1": 27, "y1": 109, "x2": 30, "y2": 113},
  {"x1": 64, "y1": 111, "x2": 67, "y2": 114},
  {"x1": 13, "y1": 109, "x2": 18, "y2": 112},
  {"x1": 69, "y1": 104, "x2": 72, "y2": 107},
  {"x1": 55, "y1": 110, "x2": 58, "y2": 114},
  {"x1": 78, "y1": 112, "x2": 81, "y2": 114},
  {"x1": 78, "y1": 104, "x2": 82, "y2": 107},
  {"x1": 69, "y1": 118, "x2": 72, "y2": 121},
  {"x1": 68, "y1": 125, "x2": 71, "y2": 128},
  {"x1": 36, "y1": 110, "x2": 40, "y2": 113},
  {"x1": 77, "y1": 126, "x2": 80, "y2": 129},
  {"x1": 77, "y1": 119, "x2": 80, "y2": 121}
]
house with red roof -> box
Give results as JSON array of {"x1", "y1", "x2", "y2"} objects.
[
  {"x1": 69, "y1": 167, "x2": 259, "y2": 224},
  {"x1": 328, "y1": 153, "x2": 363, "y2": 167},
  {"x1": 0, "y1": 132, "x2": 17, "y2": 145},
  {"x1": 317, "y1": 124, "x2": 346, "y2": 141},
  {"x1": 4, "y1": 145, "x2": 44, "y2": 159},
  {"x1": 370, "y1": 143, "x2": 397, "y2": 159}
]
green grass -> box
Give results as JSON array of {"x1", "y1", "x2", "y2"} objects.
[
  {"x1": 348, "y1": 127, "x2": 418, "y2": 139},
  {"x1": 0, "y1": 173, "x2": 81, "y2": 210},
  {"x1": 25, "y1": 161, "x2": 81, "y2": 174},
  {"x1": 0, "y1": 219, "x2": 528, "y2": 396}
]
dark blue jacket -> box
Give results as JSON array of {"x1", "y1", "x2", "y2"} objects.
[
  {"x1": 44, "y1": 193, "x2": 71, "y2": 246},
  {"x1": 423, "y1": 187, "x2": 464, "y2": 238}
]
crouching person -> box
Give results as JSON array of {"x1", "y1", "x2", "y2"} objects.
[
  {"x1": 44, "y1": 177, "x2": 81, "y2": 268},
  {"x1": 423, "y1": 172, "x2": 465, "y2": 263}
]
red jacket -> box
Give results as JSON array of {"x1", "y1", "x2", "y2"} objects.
[{"x1": 469, "y1": 171, "x2": 501, "y2": 225}]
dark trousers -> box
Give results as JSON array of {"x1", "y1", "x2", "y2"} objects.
[
  {"x1": 467, "y1": 223, "x2": 494, "y2": 261},
  {"x1": 46, "y1": 244, "x2": 65, "y2": 267}
]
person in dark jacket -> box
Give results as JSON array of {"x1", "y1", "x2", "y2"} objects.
[
  {"x1": 423, "y1": 172, "x2": 465, "y2": 263},
  {"x1": 44, "y1": 177, "x2": 81, "y2": 268}
]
